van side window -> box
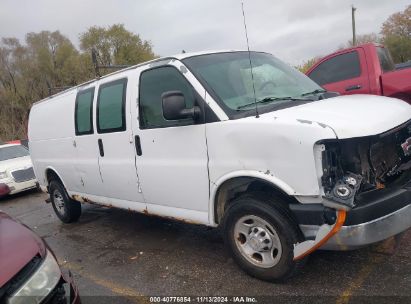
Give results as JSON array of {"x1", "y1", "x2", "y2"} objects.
[
  {"x1": 97, "y1": 78, "x2": 127, "y2": 133},
  {"x1": 308, "y1": 51, "x2": 361, "y2": 85},
  {"x1": 139, "y1": 66, "x2": 195, "y2": 129},
  {"x1": 75, "y1": 88, "x2": 94, "y2": 135}
]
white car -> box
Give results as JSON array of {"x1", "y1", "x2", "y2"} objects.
[
  {"x1": 0, "y1": 144, "x2": 37, "y2": 197},
  {"x1": 28, "y1": 50, "x2": 411, "y2": 281}
]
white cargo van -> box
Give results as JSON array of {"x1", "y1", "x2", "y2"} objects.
[{"x1": 29, "y1": 51, "x2": 411, "y2": 281}]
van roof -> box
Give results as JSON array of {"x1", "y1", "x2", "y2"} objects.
[{"x1": 33, "y1": 49, "x2": 244, "y2": 105}]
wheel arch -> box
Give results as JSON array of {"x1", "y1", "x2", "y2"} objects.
[
  {"x1": 45, "y1": 167, "x2": 68, "y2": 192},
  {"x1": 210, "y1": 170, "x2": 298, "y2": 225}
]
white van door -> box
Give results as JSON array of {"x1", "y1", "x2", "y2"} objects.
[
  {"x1": 73, "y1": 86, "x2": 105, "y2": 195},
  {"x1": 94, "y1": 77, "x2": 145, "y2": 209},
  {"x1": 132, "y1": 65, "x2": 210, "y2": 223}
]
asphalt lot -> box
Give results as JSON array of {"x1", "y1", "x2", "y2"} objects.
[{"x1": 1, "y1": 190, "x2": 411, "y2": 304}]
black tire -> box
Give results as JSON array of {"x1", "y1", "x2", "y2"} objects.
[
  {"x1": 49, "y1": 180, "x2": 81, "y2": 223},
  {"x1": 222, "y1": 192, "x2": 305, "y2": 282}
]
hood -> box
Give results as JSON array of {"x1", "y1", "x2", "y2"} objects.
[
  {"x1": 0, "y1": 212, "x2": 45, "y2": 288},
  {"x1": 263, "y1": 95, "x2": 411, "y2": 139},
  {"x1": 0, "y1": 156, "x2": 32, "y2": 172}
]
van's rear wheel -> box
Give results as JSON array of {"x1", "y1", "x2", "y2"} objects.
[
  {"x1": 49, "y1": 180, "x2": 81, "y2": 223},
  {"x1": 223, "y1": 193, "x2": 305, "y2": 282}
]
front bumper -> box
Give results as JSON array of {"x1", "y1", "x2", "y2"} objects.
[
  {"x1": 48, "y1": 271, "x2": 80, "y2": 304},
  {"x1": 294, "y1": 179, "x2": 411, "y2": 250},
  {"x1": 322, "y1": 204, "x2": 411, "y2": 250},
  {"x1": 64, "y1": 270, "x2": 80, "y2": 304},
  {"x1": 0, "y1": 178, "x2": 37, "y2": 196}
]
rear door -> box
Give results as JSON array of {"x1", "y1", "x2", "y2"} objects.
[
  {"x1": 95, "y1": 77, "x2": 145, "y2": 208},
  {"x1": 73, "y1": 86, "x2": 104, "y2": 195},
  {"x1": 308, "y1": 49, "x2": 370, "y2": 95}
]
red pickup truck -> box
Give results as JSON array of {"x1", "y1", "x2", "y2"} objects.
[{"x1": 306, "y1": 43, "x2": 411, "y2": 103}]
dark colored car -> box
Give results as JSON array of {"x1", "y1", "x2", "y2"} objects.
[{"x1": 0, "y1": 211, "x2": 80, "y2": 303}]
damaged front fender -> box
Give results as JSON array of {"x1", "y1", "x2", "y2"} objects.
[{"x1": 296, "y1": 120, "x2": 411, "y2": 258}]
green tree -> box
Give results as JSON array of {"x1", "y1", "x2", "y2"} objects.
[
  {"x1": 25, "y1": 31, "x2": 85, "y2": 96},
  {"x1": 0, "y1": 38, "x2": 29, "y2": 139},
  {"x1": 295, "y1": 57, "x2": 320, "y2": 73},
  {"x1": 0, "y1": 31, "x2": 90, "y2": 140},
  {"x1": 0, "y1": 25, "x2": 156, "y2": 141},
  {"x1": 346, "y1": 33, "x2": 380, "y2": 47},
  {"x1": 80, "y1": 24, "x2": 156, "y2": 72},
  {"x1": 381, "y1": 5, "x2": 411, "y2": 63}
]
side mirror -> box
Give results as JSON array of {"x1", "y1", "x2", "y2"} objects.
[{"x1": 161, "y1": 91, "x2": 200, "y2": 121}]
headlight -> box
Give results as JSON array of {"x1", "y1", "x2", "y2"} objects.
[
  {"x1": 0, "y1": 171, "x2": 7, "y2": 179},
  {"x1": 7, "y1": 250, "x2": 61, "y2": 304}
]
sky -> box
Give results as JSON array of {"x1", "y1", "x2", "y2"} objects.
[{"x1": 0, "y1": 0, "x2": 409, "y2": 65}]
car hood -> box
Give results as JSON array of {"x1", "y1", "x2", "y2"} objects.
[
  {"x1": 0, "y1": 156, "x2": 32, "y2": 172},
  {"x1": 0, "y1": 212, "x2": 45, "y2": 288},
  {"x1": 262, "y1": 94, "x2": 411, "y2": 139}
]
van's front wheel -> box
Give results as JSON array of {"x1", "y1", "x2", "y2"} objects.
[
  {"x1": 223, "y1": 193, "x2": 305, "y2": 282},
  {"x1": 49, "y1": 180, "x2": 81, "y2": 223}
]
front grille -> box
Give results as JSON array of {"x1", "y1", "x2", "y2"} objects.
[
  {"x1": 11, "y1": 167, "x2": 35, "y2": 183},
  {"x1": 370, "y1": 119, "x2": 411, "y2": 184}
]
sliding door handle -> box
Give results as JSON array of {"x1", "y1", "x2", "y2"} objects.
[
  {"x1": 135, "y1": 135, "x2": 142, "y2": 156},
  {"x1": 98, "y1": 139, "x2": 104, "y2": 157}
]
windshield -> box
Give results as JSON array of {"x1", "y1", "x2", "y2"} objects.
[
  {"x1": 183, "y1": 52, "x2": 322, "y2": 117},
  {"x1": 0, "y1": 145, "x2": 29, "y2": 161}
]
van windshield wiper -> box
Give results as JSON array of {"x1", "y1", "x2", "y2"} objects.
[
  {"x1": 300, "y1": 89, "x2": 327, "y2": 97},
  {"x1": 237, "y1": 96, "x2": 312, "y2": 110}
]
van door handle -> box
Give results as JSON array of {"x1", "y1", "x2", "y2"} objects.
[
  {"x1": 345, "y1": 84, "x2": 361, "y2": 91},
  {"x1": 135, "y1": 135, "x2": 142, "y2": 156},
  {"x1": 98, "y1": 139, "x2": 104, "y2": 157}
]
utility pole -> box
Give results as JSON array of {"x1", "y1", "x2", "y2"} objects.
[{"x1": 352, "y1": 5, "x2": 357, "y2": 46}]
